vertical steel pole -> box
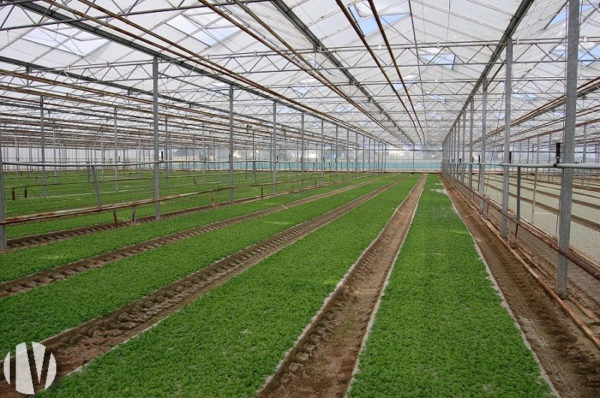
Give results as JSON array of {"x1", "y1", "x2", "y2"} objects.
[
  {"x1": 165, "y1": 117, "x2": 170, "y2": 178},
  {"x1": 479, "y1": 77, "x2": 488, "y2": 214},
  {"x1": 52, "y1": 124, "x2": 57, "y2": 179},
  {"x1": 335, "y1": 125, "x2": 339, "y2": 174},
  {"x1": 469, "y1": 100, "x2": 474, "y2": 192},
  {"x1": 229, "y1": 86, "x2": 235, "y2": 202},
  {"x1": 346, "y1": 128, "x2": 350, "y2": 173},
  {"x1": 272, "y1": 101, "x2": 277, "y2": 194},
  {"x1": 362, "y1": 135, "x2": 365, "y2": 172},
  {"x1": 321, "y1": 120, "x2": 325, "y2": 176},
  {"x1": 152, "y1": 57, "x2": 160, "y2": 219},
  {"x1": 40, "y1": 97, "x2": 47, "y2": 197},
  {"x1": 202, "y1": 123, "x2": 206, "y2": 182},
  {"x1": 0, "y1": 124, "x2": 6, "y2": 252},
  {"x1": 114, "y1": 108, "x2": 118, "y2": 192},
  {"x1": 355, "y1": 132, "x2": 358, "y2": 172},
  {"x1": 462, "y1": 111, "x2": 466, "y2": 183},
  {"x1": 501, "y1": 38, "x2": 513, "y2": 237},
  {"x1": 557, "y1": 0, "x2": 580, "y2": 298},
  {"x1": 582, "y1": 124, "x2": 587, "y2": 163},
  {"x1": 300, "y1": 113, "x2": 305, "y2": 182}
]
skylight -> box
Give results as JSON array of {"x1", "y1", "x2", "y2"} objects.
[
  {"x1": 291, "y1": 78, "x2": 317, "y2": 97},
  {"x1": 23, "y1": 27, "x2": 106, "y2": 56},
  {"x1": 551, "y1": 44, "x2": 600, "y2": 66},
  {"x1": 348, "y1": 1, "x2": 408, "y2": 36},
  {"x1": 419, "y1": 48, "x2": 455, "y2": 69},
  {"x1": 428, "y1": 94, "x2": 446, "y2": 104},
  {"x1": 513, "y1": 93, "x2": 537, "y2": 102},
  {"x1": 167, "y1": 14, "x2": 240, "y2": 47},
  {"x1": 580, "y1": 43, "x2": 600, "y2": 66},
  {"x1": 548, "y1": 2, "x2": 594, "y2": 27}
]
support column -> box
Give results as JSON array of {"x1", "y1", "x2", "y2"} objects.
[
  {"x1": 462, "y1": 111, "x2": 466, "y2": 183},
  {"x1": 40, "y1": 97, "x2": 47, "y2": 197},
  {"x1": 229, "y1": 86, "x2": 234, "y2": 202},
  {"x1": 346, "y1": 129, "x2": 350, "y2": 172},
  {"x1": 114, "y1": 108, "x2": 118, "y2": 192},
  {"x1": 0, "y1": 124, "x2": 6, "y2": 252},
  {"x1": 272, "y1": 101, "x2": 277, "y2": 194},
  {"x1": 335, "y1": 125, "x2": 339, "y2": 173},
  {"x1": 300, "y1": 113, "x2": 305, "y2": 181},
  {"x1": 479, "y1": 77, "x2": 488, "y2": 214},
  {"x1": 152, "y1": 57, "x2": 160, "y2": 219},
  {"x1": 321, "y1": 120, "x2": 325, "y2": 176},
  {"x1": 469, "y1": 100, "x2": 474, "y2": 191},
  {"x1": 557, "y1": 0, "x2": 580, "y2": 298},
  {"x1": 501, "y1": 38, "x2": 513, "y2": 238}
]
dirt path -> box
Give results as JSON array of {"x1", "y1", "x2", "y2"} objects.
[
  {"x1": 0, "y1": 177, "x2": 406, "y2": 397},
  {"x1": 260, "y1": 176, "x2": 425, "y2": 398},
  {"x1": 0, "y1": 180, "x2": 373, "y2": 298},
  {"x1": 443, "y1": 177, "x2": 600, "y2": 398}
]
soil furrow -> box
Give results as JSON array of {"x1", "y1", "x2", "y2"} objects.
[
  {"x1": 259, "y1": 176, "x2": 425, "y2": 398},
  {"x1": 0, "y1": 177, "x2": 403, "y2": 397},
  {"x1": 443, "y1": 176, "x2": 600, "y2": 398},
  {"x1": 0, "y1": 181, "x2": 370, "y2": 298}
]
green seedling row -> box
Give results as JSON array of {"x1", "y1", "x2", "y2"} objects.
[
  {"x1": 0, "y1": 175, "x2": 380, "y2": 283},
  {"x1": 0, "y1": 175, "x2": 398, "y2": 355},
  {"x1": 349, "y1": 175, "x2": 552, "y2": 397},
  {"x1": 41, "y1": 175, "x2": 420, "y2": 397},
  {"x1": 6, "y1": 172, "x2": 357, "y2": 238}
]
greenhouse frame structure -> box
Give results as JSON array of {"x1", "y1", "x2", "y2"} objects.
[{"x1": 0, "y1": 1, "x2": 598, "y2": 298}]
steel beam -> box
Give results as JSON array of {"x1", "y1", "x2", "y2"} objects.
[
  {"x1": 557, "y1": 0, "x2": 580, "y2": 298},
  {"x1": 501, "y1": 39, "x2": 513, "y2": 238}
]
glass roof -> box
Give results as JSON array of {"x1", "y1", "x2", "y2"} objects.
[{"x1": 0, "y1": 0, "x2": 598, "y2": 149}]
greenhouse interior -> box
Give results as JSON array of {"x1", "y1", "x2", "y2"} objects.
[{"x1": 0, "y1": 0, "x2": 598, "y2": 396}]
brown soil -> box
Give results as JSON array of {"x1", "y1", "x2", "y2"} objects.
[
  {"x1": 0, "y1": 177, "x2": 404, "y2": 398},
  {"x1": 0, "y1": 180, "x2": 371, "y2": 298},
  {"x1": 443, "y1": 177, "x2": 600, "y2": 398},
  {"x1": 260, "y1": 176, "x2": 425, "y2": 398}
]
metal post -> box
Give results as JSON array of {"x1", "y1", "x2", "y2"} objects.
[
  {"x1": 335, "y1": 125, "x2": 339, "y2": 174},
  {"x1": 252, "y1": 127, "x2": 257, "y2": 184},
  {"x1": 0, "y1": 124, "x2": 6, "y2": 252},
  {"x1": 462, "y1": 111, "x2": 466, "y2": 183},
  {"x1": 52, "y1": 124, "x2": 57, "y2": 179},
  {"x1": 152, "y1": 57, "x2": 160, "y2": 219},
  {"x1": 91, "y1": 166, "x2": 102, "y2": 207},
  {"x1": 202, "y1": 123, "x2": 206, "y2": 182},
  {"x1": 321, "y1": 120, "x2": 325, "y2": 176},
  {"x1": 114, "y1": 108, "x2": 119, "y2": 192},
  {"x1": 479, "y1": 77, "x2": 488, "y2": 214},
  {"x1": 228, "y1": 86, "x2": 235, "y2": 202},
  {"x1": 501, "y1": 38, "x2": 513, "y2": 237},
  {"x1": 40, "y1": 97, "x2": 47, "y2": 197},
  {"x1": 346, "y1": 129, "x2": 350, "y2": 173},
  {"x1": 557, "y1": 0, "x2": 580, "y2": 298},
  {"x1": 582, "y1": 124, "x2": 587, "y2": 163},
  {"x1": 355, "y1": 132, "x2": 358, "y2": 172},
  {"x1": 516, "y1": 166, "x2": 522, "y2": 221},
  {"x1": 362, "y1": 135, "x2": 365, "y2": 172},
  {"x1": 300, "y1": 113, "x2": 305, "y2": 184},
  {"x1": 165, "y1": 117, "x2": 170, "y2": 179},
  {"x1": 272, "y1": 101, "x2": 277, "y2": 194},
  {"x1": 469, "y1": 100, "x2": 474, "y2": 191}
]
